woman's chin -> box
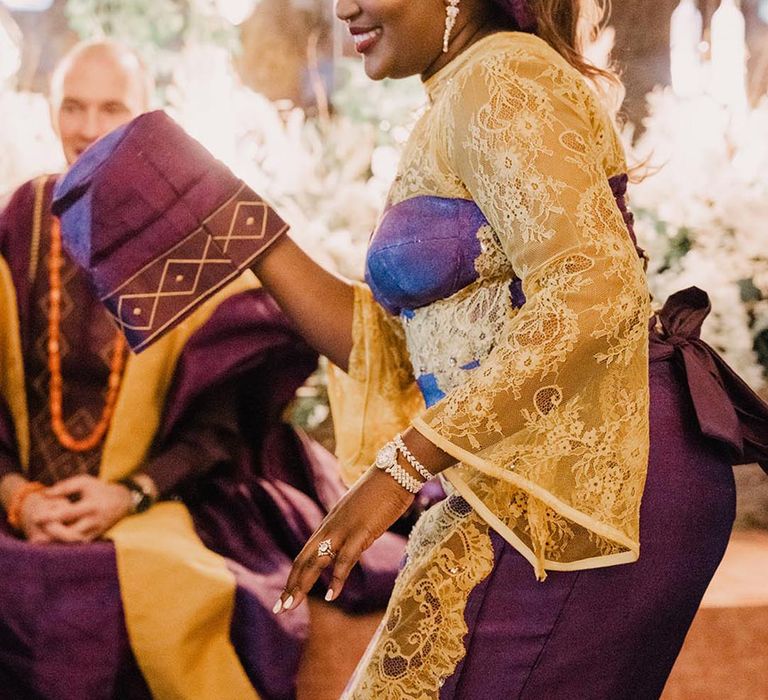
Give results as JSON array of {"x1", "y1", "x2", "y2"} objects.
[
  {"x1": 361, "y1": 57, "x2": 389, "y2": 82},
  {"x1": 363, "y1": 58, "x2": 420, "y2": 82}
]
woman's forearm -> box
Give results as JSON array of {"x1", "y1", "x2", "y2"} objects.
[{"x1": 251, "y1": 236, "x2": 355, "y2": 370}]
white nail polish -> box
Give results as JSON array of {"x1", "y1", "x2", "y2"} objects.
[
  {"x1": 272, "y1": 599, "x2": 283, "y2": 614},
  {"x1": 325, "y1": 588, "x2": 334, "y2": 602},
  {"x1": 284, "y1": 595, "x2": 294, "y2": 610}
]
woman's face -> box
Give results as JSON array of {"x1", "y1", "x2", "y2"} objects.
[{"x1": 335, "y1": 0, "x2": 447, "y2": 80}]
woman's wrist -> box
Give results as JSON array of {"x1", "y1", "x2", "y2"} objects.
[
  {"x1": 399, "y1": 428, "x2": 456, "y2": 477},
  {"x1": 374, "y1": 429, "x2": 457, "y2": 495}
]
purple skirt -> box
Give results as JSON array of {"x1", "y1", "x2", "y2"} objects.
[{"x1": 437, "y1": 355, "x2": 736, "y2": 699}]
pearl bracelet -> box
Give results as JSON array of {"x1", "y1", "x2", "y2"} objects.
[
  {"x1": 393, "y1": 434, "x2": 433, "y2": 481},
  {"x1": 375, "y1": 442, "x2": 424, "y2": 494}
]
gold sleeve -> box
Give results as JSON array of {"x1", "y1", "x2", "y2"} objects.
[
  {"x1": 412, "y1": 48, "x2": 651, "y2": 578},
  {"x1": 327, "y1": 282, "x2": 425, "y2": 486}
]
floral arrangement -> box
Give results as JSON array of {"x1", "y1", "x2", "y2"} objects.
[
  {"x1": 167, "y1": 50, "x2": 424, "y2": 281},
  {"x1": 628, "y1": 88, "x2": 768, "y2": 389},
  {"x1": 0, "y1": 89, "x2": 63, "y2": 198}
]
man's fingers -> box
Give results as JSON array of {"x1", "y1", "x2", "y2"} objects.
[
  {"x1": 45, "y1": 479, "x2": 87, "y2": 499},
  {"x1": 42, "y1": 520, "x2": 89, "y2": 543},
  {"x1": 35, "y1": 500, "x2": 94, "y2": 525},
  {"x1": 27, "y1": 529, "x2": 53, "y2": 544},
  {"x1": 68, "y1": 516, "x2": 103, "y2": 541},
  {"x1": 29, "y1": 498, "x2": 69, "y2": 525}
]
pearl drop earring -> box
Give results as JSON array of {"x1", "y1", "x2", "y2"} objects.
[{"x1": 443, "y1": 0, "x2": 461, "y2": 53}]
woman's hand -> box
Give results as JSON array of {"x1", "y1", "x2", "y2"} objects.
[
  {"x1": 274, "y1": 465, "x2": 415, "y2": 613},
  {"x1": 37, "y1": 475, "x2": 134, "y2": 543}
]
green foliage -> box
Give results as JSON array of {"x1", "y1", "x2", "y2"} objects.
[
  {"x1": 635, "y1": 207, "x2": 693, "y2": 272},
  {"x1": 739, "y1": 278, "x2": 763, "y2": 304},
  {"x1": 331, "y1": 58, "x2": 424, "y2": 143},
  {"x1": 64, "y1": 0, "x2": 238, "y2": 84},
  {"x1": 755, "y1": 328, "x2": 768, "y2": 372}
]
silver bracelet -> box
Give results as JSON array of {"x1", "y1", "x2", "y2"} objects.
[
  {"x1": 375, "y1": 442, "x2": 423, "y2": 494},
  {"x1": 393, "y1": 434, "x2": 433, "y2": 482}
]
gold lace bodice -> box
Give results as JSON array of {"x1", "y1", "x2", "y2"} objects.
[{"x1": 328, "y1": 32, "x2": 651, "y2": 579}]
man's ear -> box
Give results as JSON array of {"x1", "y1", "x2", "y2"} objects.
[{"x1": 48, "y1": 98, "x2": 61, "y2": 139}]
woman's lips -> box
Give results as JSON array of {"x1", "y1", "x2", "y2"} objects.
[{"x1": 351, "y1": 27, "x2": 382, "y2": 54}]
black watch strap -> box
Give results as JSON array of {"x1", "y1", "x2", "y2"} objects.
[{"x1": 118, "y1": 477, "x2": 155, "y2": 514}]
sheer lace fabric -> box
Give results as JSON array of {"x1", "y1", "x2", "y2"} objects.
[
  {"x1": 341, "y1": 495, "x2": 495, "y2": 699},
  {"x1": 327, "y1": 283, "x2": 425, "y2": 486},
  {"x1": 329, "y1": 32, "x2": 650, "y2": 581}
]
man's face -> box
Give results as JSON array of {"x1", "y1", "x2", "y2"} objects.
[{"x1": 52, "y1": 52, "x2": 146, "y2": 165}]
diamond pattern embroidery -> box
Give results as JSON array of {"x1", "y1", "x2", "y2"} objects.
[
  {"x1": 103, "y1": 185, "x2": 287, "y2": 350},
  {"x1": 214, "y1": 200, "x2": 276, "y2": 252}
]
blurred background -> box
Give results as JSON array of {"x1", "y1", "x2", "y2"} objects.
[{"x1": 1, "y1": 2, "x2": 767, "y2": 694}]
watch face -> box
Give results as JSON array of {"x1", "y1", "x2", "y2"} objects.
[
  {"x1": 130, "y1": 489, "x2": 143, "y2": 510},
  {"x1": 134, "y1": 488, "x2": 152, "y2": 513},
  {"x1": 375, "y1": 443, "x2": 397, "y2": 469},
  {"x1": 123, "y1": 479, "x2": 152, "y2": 514}
]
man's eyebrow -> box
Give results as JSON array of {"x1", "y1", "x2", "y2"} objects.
[{"x1": 102, "y1": 100, "x2": 130, "y2": 109}]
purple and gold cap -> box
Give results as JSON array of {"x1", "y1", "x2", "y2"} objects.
[{"x1": 52, "y1": 110, "x2": 288, "y2": 352}]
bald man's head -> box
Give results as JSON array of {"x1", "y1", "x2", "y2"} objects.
[{"x1": 50, "y1": 39, "x2": 153, "y2": 165}]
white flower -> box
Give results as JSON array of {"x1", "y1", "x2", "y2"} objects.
[{"x1": 628, "y1": 89, "x2": 768, "y2": 389}]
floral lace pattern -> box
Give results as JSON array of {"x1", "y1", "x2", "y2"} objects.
[
  {"x1": 403, "y1": 276, "x2": 512, "y2": 396},
  {"x1": 343, "y1": 496, "x2": 494, "y2": 700},
  {"x1": 411, "y1": 33, "x2": 650, "y2": 576},
  {"x1": 326, "y1": 282, "x2": 425, "y2": 486},
  {"x1": 331, "y1": 32, "x2": 652, "y2": 698}
]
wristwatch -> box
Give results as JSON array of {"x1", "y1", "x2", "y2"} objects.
[{"x1": 118, "y1": 477, "x2": 156, "y2": 514}]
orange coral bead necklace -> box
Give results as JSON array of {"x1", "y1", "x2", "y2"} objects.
[{"x1": 48, "y1": 217, "x2": 126, "y2": 452}]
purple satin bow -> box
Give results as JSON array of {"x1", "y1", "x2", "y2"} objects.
[
  {"x1": 650, "y1": 287, "x2": 768, "y2": 474},
  {"x1": 493, "y1": 0, "x2": 537, "y2": 32}
]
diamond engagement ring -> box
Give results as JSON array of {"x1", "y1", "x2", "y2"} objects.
[{"x1": 317, "y1": 539, "x2": 336, "y2": 558}]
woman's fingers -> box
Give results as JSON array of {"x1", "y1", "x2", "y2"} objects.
[
  {"x1": 273, "y1": 467, "x2": 416, "y2": 614},
  {"x1": 275, "y1": 534, "x2": 340, "y2": 613},
  {"x1": 325, "y1": 531, "x2": 370, "y2": 602}
]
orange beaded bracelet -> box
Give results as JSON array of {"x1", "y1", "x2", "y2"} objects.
[{"x1": 6, "y1": 482, "x2": 46, "y2": 530}]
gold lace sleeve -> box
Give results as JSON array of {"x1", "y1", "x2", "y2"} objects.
[
  {"x1": 327, "y1": 282, "x2": 425, "y2": 486},
  {"x1": 412, "y1": 46, "x2": 651, "y2": 578}
]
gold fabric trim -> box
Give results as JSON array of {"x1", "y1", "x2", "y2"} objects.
[
  {"x1": 27, "y1": 175, "x2": 48, "y2": 285},
  {"x1": 99, "y1": 271, "x2": 261, "y2": 698},
  {"x1": 99, "y1": 271, "x2": 259, "y2": 482},
  {"x1": 0, "y1": 257, "x2": 30, "y2": 470},
  {"x1": 108, "y1": 503, "x2": 260, "y2": 700}
]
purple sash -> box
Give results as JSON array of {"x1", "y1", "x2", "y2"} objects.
[{"x1": 650, "y1": 286, "x2": 768, "y2": 474}]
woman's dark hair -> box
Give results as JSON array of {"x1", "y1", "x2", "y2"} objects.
[{"x1": 535, "y1": 1, "x2": 619, "y2": 81}]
